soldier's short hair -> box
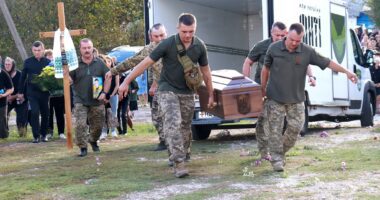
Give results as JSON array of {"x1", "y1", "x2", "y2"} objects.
[
  {"x1": 149, "y1": 23, "x2": 165, "y2": 36},
  {"x1": 178, "y1": 13, "x2": 196, "y2": 26},
  {"x1": 80, "y1": 38, "x2": 93, "y2": 47},
  {"x1": 289, "y1": 23, "x2": 304, "y2": 35},
  {"x1": 32, "y1": 41, "x2": 44, "y2": 49},
  {"x1": 272, "y1": 21, "x2": 287, "y2": 31}
]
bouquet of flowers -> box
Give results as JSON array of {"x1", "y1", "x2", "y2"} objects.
[{"x1": 31, "y1": 66, "x2": 63, "y2": 95}]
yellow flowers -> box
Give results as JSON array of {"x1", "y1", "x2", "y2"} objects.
[{"x1": 32, "y1": 66, "x2": 63, "y2": 94}]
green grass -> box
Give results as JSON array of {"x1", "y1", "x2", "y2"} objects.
[{"x1": 1, "y1": 124, "x2": 380, "y2": 199}]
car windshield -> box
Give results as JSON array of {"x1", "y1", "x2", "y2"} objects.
[{"x1": 108, "y1": 51, "x2": 136, "y2": 64}]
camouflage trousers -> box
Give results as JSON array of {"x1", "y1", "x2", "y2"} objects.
[
  {"x1": 74, "y1": 103, "x2": 105, "y2": 148},
  {"x1": 151, "y1": 90, "x2": 164, "y2": 143},
  {"x1": 159, "y1": 91, "x2": 194, "y2": 163},
  {"x1": 263, "y1": 99, "x2": 304, "y2": 163},
  {"x1": 255, "y1": 113, "x2": 268, "y2": 158}
]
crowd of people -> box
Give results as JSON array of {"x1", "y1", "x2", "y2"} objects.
[
  {"x1": 0, "y1": 41, "x2": 146, "y2": 143},
  {"x1": 1, "y1": 13, "x2": 376, "y2": 178},
  {"x1": 357, "y1": 27, "x2": 380, "y2": 94}
]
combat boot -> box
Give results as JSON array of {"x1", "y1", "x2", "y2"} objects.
[
  {"x1": 153, "y1": 141, "x2": 167, "y2": 151},
  {"x1": 271, "y1": 161, "x2": 284, "y2": 172},
  {"x1": 168, "y1": 160, "x2": 174, "y2": 167},
  {"x1": 78, "y1": 148, "x2": 87, "y2": 157},
  {"x1": 185, "y1": 153, "x2": 191, "y2": 162},
  {"x1": 90, "y1": 142, "x2": 100, "y2": 152},
  {"x1": 174, "y1": 162, "x2": 189, "y2": 178}
]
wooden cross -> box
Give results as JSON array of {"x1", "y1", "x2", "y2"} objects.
[{"x1": 40, "y1": 2, "x2": 86, "y2": 149}]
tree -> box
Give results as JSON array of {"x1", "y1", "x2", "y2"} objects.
[
  {"x1": 367, "y1": 0, "x2": 380, "y2": 28},
  {"x1": 0, "y1": 0, "x2": 144, "y2": 66}
]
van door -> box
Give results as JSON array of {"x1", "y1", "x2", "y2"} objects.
[
  {"x1": 271, "y1": 0, "x2": 333, "y2": 105},
  {"x1": 330, "y1": 2, "x2": 349, "y2": 100}
]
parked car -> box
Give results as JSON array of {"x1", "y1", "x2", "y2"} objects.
[{"x1": 107, "y1": 45, "x2": 143, "y2": 64}]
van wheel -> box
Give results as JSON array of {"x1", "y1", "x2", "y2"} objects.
[
  {"x1": 300, "y1": 101, "x2": 309, "y2": 137},
  {"x1": 360, "y1": 92, "x2": 374, "y2": 127},
  {"x1": 191, "y1": 125, "x2": 212, "y2": 140}
]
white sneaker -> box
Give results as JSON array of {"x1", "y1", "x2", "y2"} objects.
[
  {"x1": 99, "y1": 132, "x2": 107, "y2": 140},
  {"x1": 111, "y1": 130, "x2": 118, "y2": 138},
  {"x1": 59, "y1": 133, "x2": 66, "y2": 139}
]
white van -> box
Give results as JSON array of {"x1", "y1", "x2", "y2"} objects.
[{"x1": 144, "y1": 0, "x2": 376, "y2": 140}]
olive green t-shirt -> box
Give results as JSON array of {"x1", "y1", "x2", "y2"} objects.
[
  {"x1": 247, "y1": 38, "x2": 272, "y2": 84},
  {"x1": 69, "y1": 57, "x2": 109, "y2": 106},
  {"x1": 149, "y1": 34, "x2": 208, "y2": 94},
  {"x1": 264, "y1": 39, "x2": 330, "y2": 103}
]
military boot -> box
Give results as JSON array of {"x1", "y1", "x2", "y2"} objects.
[
  {"x1": 185, "y1": 153, "x2": 191, "y2": 162},
  {"x1": 174, "y1": 162, "x2": 189, "y2": 178},
  {"x1": 153, "y1": 141, "x2": 167, "y2": 151},
  {"x1": 90, "y1": 142, "x2": 100, "y2": 152},
  {"x1": 78, "y1": 148, "x2": 88, "y2": 157},
  {"x1": 271, "y1": 161, "x2": 284, "y2": 172}
]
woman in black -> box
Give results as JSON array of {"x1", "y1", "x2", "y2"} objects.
[
  {"x1": 0, "y1": 57, "x2": 15, "y2": 138},
  {"x1": 4, "y1": 57, "x2": 28, "y2": 137}
]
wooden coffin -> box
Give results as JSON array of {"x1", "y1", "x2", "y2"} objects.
[{"x1": 198, "y1": 69, "x2": 263, "y2": 120}]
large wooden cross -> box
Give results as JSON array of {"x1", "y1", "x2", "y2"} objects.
[{"x1": 40, "y1": 2, "x2": 86, "y2": 149}]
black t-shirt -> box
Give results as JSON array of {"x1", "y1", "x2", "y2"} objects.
[{"x1": 0, "y1": 70, "x2": 14, "y2": 107}]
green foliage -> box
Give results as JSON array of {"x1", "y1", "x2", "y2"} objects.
[
  {"x1": 0, "y1": 0, "x2": 144, "y2": 67},
  {"x1": 31, "y1": 66, "x2": 63, "y2": 94},
  {"x1": 368, "y1": 0, "x2": 380, "y2": 28}
]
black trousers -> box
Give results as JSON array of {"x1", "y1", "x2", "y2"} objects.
[
  {"x1": 28, "y1": 91, "x2": 50, "y2": 139},
  {"x1": 0, "y1": 106, "x2": 8, "y2": 138},
  {"x1": 48, "y1": 96, "x2": 65, "y2": 134},
  {"x1": 7, "y1": 101, "x2": 28, "y2": 127},
  {"x1": 117, "y1": 98, "x2": 129, "y2": 134}
]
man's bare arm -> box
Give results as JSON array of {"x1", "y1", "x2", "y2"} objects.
[
  {"x1": 200, "y1": 65, "x2": 215, "y2": 108},
  {"x1": 328, "y1": 61, "x2": 358, "y2": 83},
  {"x1": 242, "y1": 57, "x2": 254, "y2": 77},
  {"x1": 260, "y1": 65, "x2": 270, "y2": 97}
]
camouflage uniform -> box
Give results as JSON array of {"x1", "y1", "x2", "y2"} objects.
[
  {"x1": 151, "y1": 90, "x2": 164, "y2": 143},
  {"x1": 246, "y1": 38, "x2": 272, "y2": 158},
  {"x1": 110, "y1": 43, "x2": 165, "y2": 143},
  {"x1": 263, "y1": 99, "x2": 304, "y2": 163},
  {"x1": 255, "y1": 114, "x2": 268, "y2": 158},
  {"x1": 159, "y1": 91, "x2": 194, "y2": 162},
  {"x1": 74, "y1": 103, "x2": 105, "y2": 148},
  {"x1": 110, "y1": 42, "x2": 162, "y2": 78}
]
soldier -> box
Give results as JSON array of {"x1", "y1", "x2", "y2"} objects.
[
  {"x1": 106, "y1": 23, "x2": 167, "y2": 151},
  {"x1": 118, "y1": 13, "x2": 215, "y2": 178},
  {"x1": 242, "y1": 22, "x2": 287, "y2": 161},
  {"x1": 261, "y1": 23, "x2": 357, "y2": 172},
  {"x1": 242, "y1": 22, "x2": 316, "y2": 161},
  {"x1": 68, "y1": 38, "x2": 111, "y2": 157}
]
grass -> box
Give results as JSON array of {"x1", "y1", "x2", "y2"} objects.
[{"x1": 0, "y1": 123, "x2": 380, "y2": 199}]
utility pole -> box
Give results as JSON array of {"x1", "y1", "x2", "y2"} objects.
[{"x1": 0, "y1": 0, "x2": 28, "y2": 60}]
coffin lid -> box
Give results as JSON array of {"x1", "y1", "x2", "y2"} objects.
[{"x1": 211, "y1": 69, "x2": 259, "y2": 90}]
